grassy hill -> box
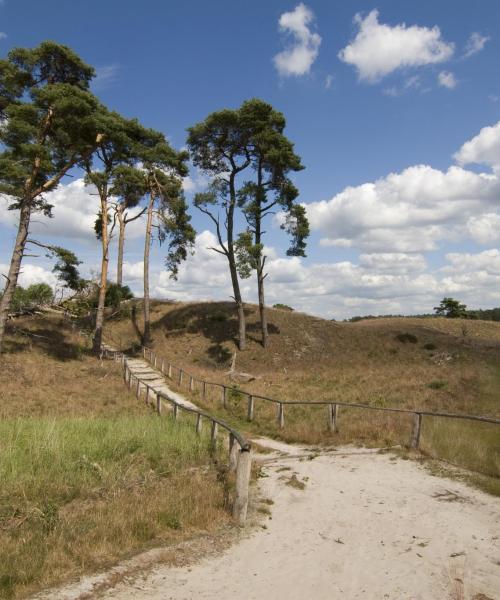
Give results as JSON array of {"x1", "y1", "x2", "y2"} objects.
[
  {"x1": 106, "y1": 300, "x2": 500, "y2": 481},
  {"x1": 0, "y1": 314, "x2": 229, "y2": 599}
]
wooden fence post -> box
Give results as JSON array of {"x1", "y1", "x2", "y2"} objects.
[
  {"x1": 196, "y1": 413, "x2": 203, "y2": 435},
  {"x1": 161, "y1": 359, "x2": 165, "y2": 374},
  {"x1": 168, "y1": 363, "x2": 172, "y2": 379},
  {"x1": 142, "y1": 347, "x2": 146, "y2": 358},
  {"x1": 156, "y1": 394, "x2": 162, "y2": 416},
  {"x1": 178, "y1": 369, "x2": 183, "y2": 386},
  {"x1": 136, "y1": 378, "x2": 141, "y2": 399},
  {"x1": 247, "y1": 395, "x2": 254, "y2": 421},
  {"x1": 277, "y1": 403, "x2": 285, "y2": 428},
  {"x1": 222, "y1": 386, "x2": 227, "y2": 408},
  {"x1": 233, "y1": 449, "x2": 252, "y2": 526},
  {"x1": 410, "y1": 413, "x2": 422, "y2": 449},
  {"x1": 210, "y1": 421, "x2": 218, "y2": 446},
  {"x1": 173, "y1": 403, "x2": 179, "y2": 421},
  {"x1": 229, "y1": 434, "x2": 239, "y2": 473},
  {"x1": 202, "y1": 381, "x2": 207, "y2": 400},
  {"x1": 328, "y1": 403, "x2": 339, "y2": 433},
  {"x1": 154, "y1": 354, "x2": 158, "y2": 368},
  {"x1": 190, "y1": 376, "x2": 194, "y2": 392}
]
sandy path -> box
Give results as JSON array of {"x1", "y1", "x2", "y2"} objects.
[{"x1": 98, "y1": 441, "x2": 500, "y2": 600}]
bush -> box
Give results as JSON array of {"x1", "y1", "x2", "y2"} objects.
[
  {"x1": 428, "y1": 380, "x2": 447, "y2": 390},
  {"x1": 395, "y1": 332, "x2": 418, "y2": 344},
  {"x1": 423, "y1": 342, "x2": 437, "y2": 351},
  {"x1": 273, "y1": 303, "x2": 294, "y2": 311},
  {"x1": 1, "y1": 284, "x2": 54, "y2": 313}
]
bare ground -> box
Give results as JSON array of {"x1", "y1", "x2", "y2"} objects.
[{"x1": 42, "y1": 439, "x2": 500, "y2": 600}]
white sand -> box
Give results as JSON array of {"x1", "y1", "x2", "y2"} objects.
[{"x1": 96, "y1": 441, "x2": 500, "y2": 600}]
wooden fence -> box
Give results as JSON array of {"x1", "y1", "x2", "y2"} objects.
[
  {"x1": 139, "y1": 346, "x2": 500, "y2": 452},
  {"x1": 100, "y1": 345, "x2": 252, "y2": 526}
]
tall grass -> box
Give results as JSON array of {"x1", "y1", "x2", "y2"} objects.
[{"x1": 0, "y1": 416, "x2": 227, "y2": 599}]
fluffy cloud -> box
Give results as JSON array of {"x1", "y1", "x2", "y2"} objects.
[
  {"x1": 0, "y1": 262, "x2": 58, "y2": 289},
  {"x1": 438, "y1": 71, "x2": 457, "y2": 89},
  {"x1": 454, "y1": 121, "x2": 500, "y2": 172},
  {"x1": 0, "y1": 32, "x2": 6, "y2": 40},
  {"x1": 339, "y1": 10, "x2": 454, "y2": 82},
  {"x1": 307, "y1": 164, "x2": 499, "y2": 252},
  {"x1": 463, "y1": 32, "x2": 490, "y2": 58},
  {"x1": 273, "y1": 3, "x2": 321, "y2": 77},
  {"x1": 0, "y1": 178, "x2": 147, "y2": 244}
]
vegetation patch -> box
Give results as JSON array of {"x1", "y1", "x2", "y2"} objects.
[
  {"x1": 0, "y1": 417, "x2": 227, "y2": 599},
  {"x1": 395, "y1": 332, "x2": 418, "y2": 344}
]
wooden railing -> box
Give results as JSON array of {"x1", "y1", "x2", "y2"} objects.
[
  {"x1": 100, "y1": 345, "x2": 252, "y2": 526},
  {"x1": 139, "y1": 346, "x2": 500, "y2": 453}
]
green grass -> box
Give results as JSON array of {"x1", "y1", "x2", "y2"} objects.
[{"x1": 0, "y1": 416, "x2": 227, "y2": 599}]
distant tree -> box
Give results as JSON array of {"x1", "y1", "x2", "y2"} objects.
[
  {"x1": 105, "y1": 283, "x2": 133, "y2": 309},
  {"x1": 434, "y1": 297, "x2": 468, "y2": 318},
  {"x1": 0, "y1": 41, "x2": 104, "y2": 353}
]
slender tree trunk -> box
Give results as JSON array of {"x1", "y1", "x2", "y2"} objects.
[
  {"x1": 93, "y1": 193, "x2": 109, "y2": 353},
  {"x1": 143, "y1": 193, "x2": 155, "y2": 346},
  {"x1": 0, "y1": 200, "x2": 31, "y2": 354},
  {"x1": 227, "y1": 174, "x2": 246, "y2": 350},
  {"x1": 116, "y1": 208, "x2": 125, "y2": 287},
  {"x1": 255, "y1": 163, "x2": 268, "y2": 348}
]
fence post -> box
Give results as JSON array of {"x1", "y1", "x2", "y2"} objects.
[
  {"x1": 222, "y1": 386, "x2": 227, "y2": 408},
  {"x1": 146, "y1": 385, "x2": 151, "y2": 405},
  {"x1": 233, "y1": 449, "x2": 252, "y2": 526},
  {"x1": 190, "y1": 376, "x2": 194, "y2": 391},
  {"x1": 178, "y1": 369, "x2": 183, "y2": 386},
  {"x1": 168, "y1": 363, "x2": 172, "y2": 379},
  {"x1": 277, "y1": 403, "x2": 285, "y2": 428},
  {"x1": 161, "y1": 358, "x2": 165, "y2": 374},
  {"x1": 173, "y1": 403, "x2": 179, "y2": 421},
  {"x1": 229, "y1": 434, "x2": 239, "y2": 473},
  {"x1": 154, "y1": 354, "x2": 158, "y2": 368},
  {"x1": 136, "y1": 378, "x2": 141, "y2": 399},
  {"x1": 247, "y1": 395, "x2": 254, "y2": 421},
  {"x1": 410, "y1": 413, "x2": 422, "y2": 449},
  {"x1": 196, "y1": 413, "x2": 203, "y2": 435},
  {"x1": 202, "y1": 381, "x2": 207, "y2": 400},
  {"x1": 328, "y1": 403, "x2": 339, "y2": 433},
  {"x1": 143, "y1": 346, "x2": 146, "y2": 358},
  {"x1": 210, "y1": 420, "x2": 218, "y2": 446},
  {"x1": 156, "y1": 393, "x2": 162, "y2": 416}
]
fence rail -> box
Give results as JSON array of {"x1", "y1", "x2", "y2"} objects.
[
  {"x1": 100, "y1": 345, "x2": 252, "y2": 526},
  {"x1": 139, "y1": 345, "x2": 500, "y2": 452}
]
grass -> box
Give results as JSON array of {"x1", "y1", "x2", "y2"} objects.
[
  {"x1": 105, "y1": 300, "x2": 500, "y2": 483},
  {"x1": 0, "y1": 416, "x2": 228, "y2": 599},
  {"x1": 0, "y1": 314, "x2": 231, "y2": 599}
]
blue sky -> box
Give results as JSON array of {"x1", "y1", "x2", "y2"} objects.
[{"x1": 1, "y1": 0, "x2": 500, "y2": 318}]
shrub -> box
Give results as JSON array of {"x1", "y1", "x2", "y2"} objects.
[
  {"x1": 423, "y1": 342, "x2": 437, "y2": 351},
  {"x1": 273, "y1": 303, "x2": 294, "y2": 311},
  {"x1": 428, "y1": 380, "x2": 447, "y2": 390}
]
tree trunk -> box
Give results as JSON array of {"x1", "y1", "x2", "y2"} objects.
[
  {"x1": 0, "y1": 200, "x2": 31, "y2": 354},
  {"x1": 143, "y1": 193, "x2": 155, "y2": 346},
  {"x1": 257, "y1": 262, "x2": 268, "y2": 348},
  {"x1": 116, "y1": 207, "x2": 125, "y2": 287},
  {"x1": 93, "y1": 194, "x2": 109, "y2": 353},
  {"x1": 255, "y1": 163, "x2": 268, "y2": 348},
  {"x1": 227, "y1": 173, "x2": 246, "y2": 350}
]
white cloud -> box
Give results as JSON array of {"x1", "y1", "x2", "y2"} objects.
[
  {"x1": 463, "y1": 32, "x2": 490, "y2": 58},
  {"x1": 324, "y1": 74, "x2": 333, "y2": 89},
  {"x1": 454, "y1": 121, "x2": 500, "y2": 172},
  {"x1": 0, "y1": 262, "x2": 58, "y2": 289},
  {"x1": 0, "y1": 178, "x2": 147, "y2": 244},
  {"x1": 273, "y1": 3, "x2": 321, "y2": 77},
  {"x1": 338, "y1": 9, "x2": 454, "y2": 82},
  {"x1": 438, "y1": 70, "x2": 457, "y2": 89},
  {"x1": 0, "y1": 32, "x2": 6, "y2": 40},
  {"x1": 306, "y1": 164, "x2": 499, "y2": 252},
  {"x1": 92, "y1": 65, "x2": 120, "y2": 91}
]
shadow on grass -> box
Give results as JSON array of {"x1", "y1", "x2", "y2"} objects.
[{"x1": 148, "y1": 301, "x2": 280, "y2": 358}]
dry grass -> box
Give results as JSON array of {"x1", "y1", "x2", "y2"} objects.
[
  {"x1": 106, "y1": 301, "x2": 500, "y2": 480},
  {"x1": 0, "y1": 314, "x2": 230, "y2": 599}
]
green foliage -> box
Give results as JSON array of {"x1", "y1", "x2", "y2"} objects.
[
  {"x1": 0, "y1": 42, "x2": 102, "y2": 210},
  {"x1": 50, "y1": 246, "x2": 84, "y2": 291},
  {"x1": 428, "y1": 380, "x2": 447, "y2": 390},
  {"x1": 2, "y1": 283, "x2": 53, "y2": 312},
  {"x1": 273, "y1": 303, "x2": 294, "y2": 311},
  {"x1": 105, "y1": 283, "x2": 133, "y2": 309},
  {"x1": 434, "y1": 297, "x2": 468, "y2": 319}
]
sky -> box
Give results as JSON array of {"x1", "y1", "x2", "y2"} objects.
[{"x1": 1, "y1": 0, "x2": 500, "y2": 319}]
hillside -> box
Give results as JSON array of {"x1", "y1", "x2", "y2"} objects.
[{"x1": 107, "y1": 300, "x2": 500, "y2": 419}]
